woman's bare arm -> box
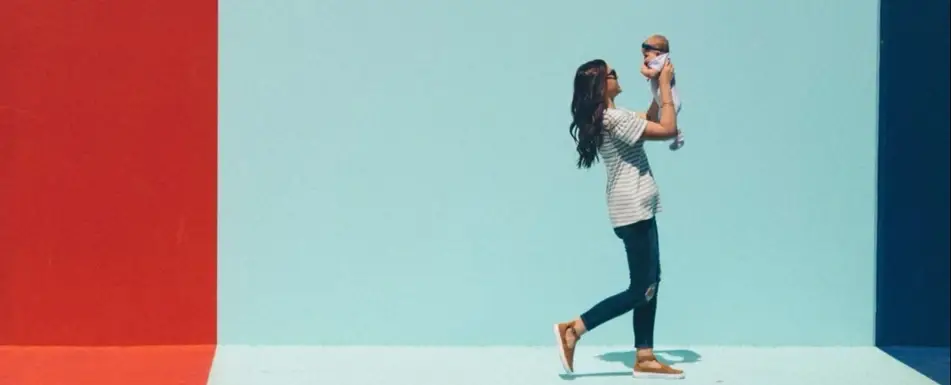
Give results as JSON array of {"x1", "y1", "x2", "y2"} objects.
[
  {"x1": 642, "y1": 83, "x2": 678, "y2": 140},
  {"x1": 645, "y1": 100, "x2": 660, "y2": 122}
]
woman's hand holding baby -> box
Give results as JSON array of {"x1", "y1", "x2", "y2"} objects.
[
  {"x1": 640, "y1": 63, "x2": 660, "y2": 79},
  {"x1": 658, "y1": 60, "x2": 675, "y2": 86}
]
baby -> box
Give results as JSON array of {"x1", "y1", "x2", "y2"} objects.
[{"x1": 639, "y1": 35, "x2": 684, "y2": 150}]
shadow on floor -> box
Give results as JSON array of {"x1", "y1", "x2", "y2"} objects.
[
  {"x1": 881, "y1": 347, "x2": 950, "y2": 385},
  {"x1": 559, "y1": 349, "x2": 701, "y2": 380}
]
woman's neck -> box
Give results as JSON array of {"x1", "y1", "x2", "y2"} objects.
[{"x1": 606, "y1": 98, "x2": 616, "y2": 109}]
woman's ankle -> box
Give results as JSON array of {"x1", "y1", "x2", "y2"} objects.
[
  {"x1": 636, "y1": 348, "x2": 655, "y2": 359},
  {"x1": 570, "y1": 318, "x2": 588, "y2": 336}
]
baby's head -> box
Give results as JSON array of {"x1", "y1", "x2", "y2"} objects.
[
  {"x1": 641, "y1": 34, "x2": 670, "y2": 61},
  {"x1": 640, "y1": 35, "x2": 670, "y2": 78}
]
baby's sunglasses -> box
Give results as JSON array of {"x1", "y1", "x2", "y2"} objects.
[{"x1": 641, "y1": 42, "x2": 668, "y2": 53}]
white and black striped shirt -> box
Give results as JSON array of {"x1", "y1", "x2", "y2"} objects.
[{"x1": 599, "y1": 107, "x2": 661, "y2": 227}]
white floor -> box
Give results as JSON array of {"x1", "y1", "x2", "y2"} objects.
[{"x1": 208, "y1": 346, "x2": 939, "y2": 385}]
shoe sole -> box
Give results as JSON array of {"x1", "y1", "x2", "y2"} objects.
[
  {"x1": 633, "y1": 370, "x2": 685, "y2": 380},
  {"x1": 552, "y1": 324, "x2": 572, "y2": 373}
]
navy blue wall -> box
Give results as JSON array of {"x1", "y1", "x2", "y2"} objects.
[{"x1": 876, "y1": 0, "x2": 950, "y2": 347}]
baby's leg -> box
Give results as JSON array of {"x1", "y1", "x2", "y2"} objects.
[{"x1": 668, "y1": 88, "x2": 684, "y2": 150}]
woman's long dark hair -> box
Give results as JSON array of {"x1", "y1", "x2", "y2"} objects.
[{"x1": 569, "y1": 59, "x2": 608, "y2": 169}]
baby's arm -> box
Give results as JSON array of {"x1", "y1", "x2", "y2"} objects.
[{"x1": 640, "y1": 62, "x2": 659, "y2": 78}]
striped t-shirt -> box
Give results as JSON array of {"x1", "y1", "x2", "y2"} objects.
[{"x1": 599, "y1": 107, "x2": 661, "y2": 228}]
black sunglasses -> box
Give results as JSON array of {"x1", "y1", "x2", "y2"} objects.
[
  {"x1": 641, "y1": 43, "x2": 668, "y2": 53},
  {"x1": 607, "y1": 69, "x2": 618, "y2": 79}
]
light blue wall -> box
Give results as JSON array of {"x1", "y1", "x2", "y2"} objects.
[{"x1": 219, "y1": 0, "x2": 878, "y2": 346}]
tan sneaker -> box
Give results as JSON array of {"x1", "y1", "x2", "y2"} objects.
[
  {"x1": 552, "y1": 323, "x2": 577, "y2": 373},
  {"x1": 633, "y1": 354, "x2": 685, "y2": 379}
]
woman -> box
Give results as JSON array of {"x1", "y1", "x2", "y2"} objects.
[{"x1": 554, "y1": 59, "x2": 683, "y2": 379}]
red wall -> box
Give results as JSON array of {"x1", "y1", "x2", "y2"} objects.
[{"x1": 0, "y1": 0, "x2": 217, "y2": 345}]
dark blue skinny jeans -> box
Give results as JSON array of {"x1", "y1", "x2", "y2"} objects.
[{"x1": 579, "y1": 217, "x2": 662, "y2": 349}]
